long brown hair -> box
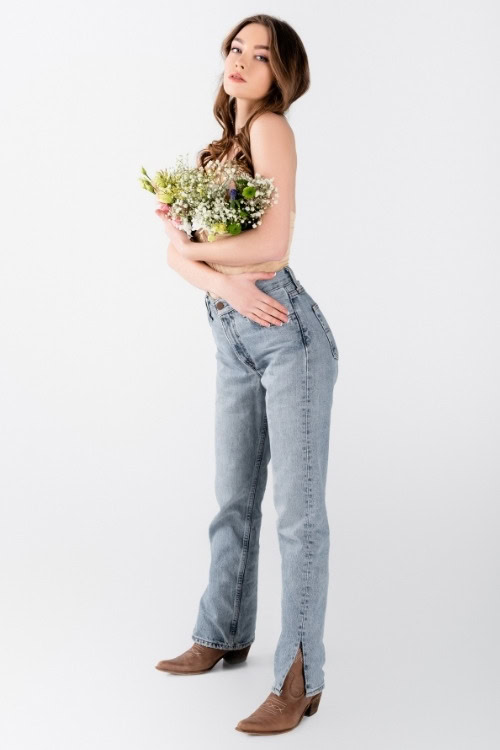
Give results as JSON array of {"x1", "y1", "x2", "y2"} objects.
[{"x1": 197, "y1": 14, "x2": 310, "y2": 176}]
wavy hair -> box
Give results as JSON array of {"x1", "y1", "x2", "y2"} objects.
[{"x1": 196, "y1": 14, "x2": 310, "y2": 176}]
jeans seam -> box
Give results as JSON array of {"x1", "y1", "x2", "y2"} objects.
[
  {"x1": 271, "y1": 319, "x2": 314, "y2": 695},
  {"x1": 228, "y1": 313, "x2": 263, "y2": 374},
  {"x1": 230, "y1": 413, "x2": 268, "y2": 638},
  {"x1": 300, "y1": 312, "x2": 314, "y2": 691},
  {"x1": 219, "y1": 314, "x2": 261, "y2": 376}
]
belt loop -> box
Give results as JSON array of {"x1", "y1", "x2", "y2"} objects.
[
  {"x1": 284, "y1": 265, "x2": 303, "y2": 293},
  {"x1": 204, "y1": 293, "x2": 214, "y2": 320}
]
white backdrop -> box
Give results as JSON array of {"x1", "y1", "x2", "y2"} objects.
[{"x1": 1, "y1": 1, "x2": 498, "y2": 748}]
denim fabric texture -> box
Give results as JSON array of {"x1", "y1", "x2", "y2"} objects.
[{"x1": 192, "y1": 265, "x2": 339, "y2": 697}]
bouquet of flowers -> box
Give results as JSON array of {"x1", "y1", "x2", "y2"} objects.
[{"x1": 138, "y1": 154, "x2": 279, "y2": 242}]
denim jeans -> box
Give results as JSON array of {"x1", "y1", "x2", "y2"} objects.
[{"x1": 192, "y1": 265, "x2": 339, "y2": 697}]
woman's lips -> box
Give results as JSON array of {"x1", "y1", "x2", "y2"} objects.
[{"x1": 229, "y1": 75, "x2": 246, "y2": 82}]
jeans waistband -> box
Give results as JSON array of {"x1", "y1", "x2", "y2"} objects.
[
  {"x1": 206, "y1": 265, "x2": 303, "y2": 305},
  {"x1": 252, "y1": 265, "x2": 304, "y2": 295}
]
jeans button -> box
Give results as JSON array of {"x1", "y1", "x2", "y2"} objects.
[{"x1": 216, "y1": 301, "x2": 224, "y2": 310}]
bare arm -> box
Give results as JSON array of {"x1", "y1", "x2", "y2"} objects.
[
  {"x1": 165, "y1": 239, "x2": 288, "y2": 328},
  {"x1": 185, "y1": 220, "x2": 283, "y2": 266},
  {"x1": 166, "y1": 240, "x2": 229, "y2": 296},
  {"x1": 184, "y1": 113, "x2": 296, "y2": 266}
]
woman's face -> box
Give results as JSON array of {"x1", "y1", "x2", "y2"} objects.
[{"x1": 224, "y1": 23, "x2": 273, "y2": 104}]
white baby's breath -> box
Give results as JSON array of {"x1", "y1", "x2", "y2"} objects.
[{"x1": 140, "y1": 155, "x2": 279, "y2": 242}]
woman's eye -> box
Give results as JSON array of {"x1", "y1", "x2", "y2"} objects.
[{"x1": 230, "y1": 46, "x2": 269, "y2": 62}]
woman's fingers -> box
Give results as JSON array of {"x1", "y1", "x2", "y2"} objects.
[
  {"x1": 257, "y1": 295, "x2": 289, "y2": 322},
  {"x1": 247, "y1": 313, "x2": 272, "y2": 327},
  {"x1": 248, "y1": 302, "x2": 289, "y2": 326}
]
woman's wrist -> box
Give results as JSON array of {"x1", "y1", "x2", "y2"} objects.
[{"x1": 210, "y1": 272, "x2": 231, "y2": 299}]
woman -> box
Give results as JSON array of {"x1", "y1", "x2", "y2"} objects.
[{"x1": 154, "y1": 14, "x2": 339, "y2": 735}]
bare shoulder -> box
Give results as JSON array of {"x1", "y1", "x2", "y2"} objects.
[
  {"x1": 249, "y1": 111, "x2": 295, "y2": 139},
  {"x1": 249, "y1": 113, "x2": 296, "y2": 162}
]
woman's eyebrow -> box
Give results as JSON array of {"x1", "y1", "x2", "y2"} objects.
[{"x1": 233, "y1": 36, "x2": 270, "y2": 50}]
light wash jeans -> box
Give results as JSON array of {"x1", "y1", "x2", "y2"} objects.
[{"x1": 192, "y1": 265, "x2": 339, "y2": 697}]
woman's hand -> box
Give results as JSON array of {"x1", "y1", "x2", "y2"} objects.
[
  {"x1": 155, "y1": 207, "x2": 289, "y2": 326},
  {"x1": 155, "y1": 207, "x2": 192, "y2": 254},
  {"x1": 218, "y1": 273, "x2": 290, "y2": 327}
]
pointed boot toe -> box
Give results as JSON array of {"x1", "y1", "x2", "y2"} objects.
[
  {"x1": 155, "y1": 642, "x2": 251, "y2": 675},
  {"x1": 235, "y1": 716, "x2": 262, "y2": 733}
]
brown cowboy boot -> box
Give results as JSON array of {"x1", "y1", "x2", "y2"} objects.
[
  {"x1": 235, "y1": 644, "x2": 322, "y2": 735},
  {"x1": 155, "y1": 642, "x2": 251, "y2": 675}
]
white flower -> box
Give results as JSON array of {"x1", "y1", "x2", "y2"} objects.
[{"x1": 191, "y1": 215, "x2": 204, "y2": 231}]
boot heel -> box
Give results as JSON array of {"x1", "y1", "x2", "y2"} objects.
[
  {"x1": 222, "y1": 644, "x2": 251, "y2": 664},
  {"x1": 305, "y1": 692, "x2": 322, "y2": 716}
]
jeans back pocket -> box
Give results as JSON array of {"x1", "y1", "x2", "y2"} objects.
[{"x1": 311, "y1": 302, "x2": 339, "y2": 359}]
